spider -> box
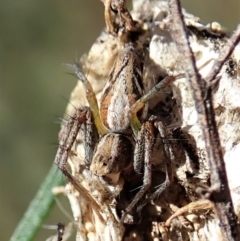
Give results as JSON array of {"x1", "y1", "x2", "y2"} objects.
[{"x1": 54, "y1": 37, "x2": 175, "y2": 223}]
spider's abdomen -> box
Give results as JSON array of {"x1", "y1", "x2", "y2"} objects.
[{"x1": 100, "y1": 45, "x2": 144, "y2": 132}]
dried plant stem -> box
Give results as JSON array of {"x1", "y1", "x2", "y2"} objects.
[
  {"x1": 10, "y1": 164, "x2": 63, "y2": 241},
  {"x1": 206, "y1": 24, "x2": 240, "y2": 82},
  {"x1": 168, "y1": 0, "x2": 240, "y2": 240}
]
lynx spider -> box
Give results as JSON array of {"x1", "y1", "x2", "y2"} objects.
[
  {"x1": 52, "y1": 0, "x2": 240, "y2": 240},
  {"x1": 54, "y1": 42, "x2": 176, "y2": 224},
  {"x1": 55, "y1": 0, "x2": 177, "y2": 226}
]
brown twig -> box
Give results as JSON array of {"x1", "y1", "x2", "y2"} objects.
[
  {"x1": 165, "y1": 200, "x2": 214, "y2": 227},
  {"x1": 167, "y1": 0, "x2": 240, "y2": 240},
  {"x1": 206, "y1": 24, "x2": 240, "y2": 82}
]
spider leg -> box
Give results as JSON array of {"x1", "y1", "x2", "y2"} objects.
[
  {"x1": 81, "y1": 108, "x2": 99, "y2": 167},
  {"x1": 129, "y1": 76, "x2": 175, "y2": 136},
  {"x1": 150, "y1": 121, "x2": 174, "y2": 200},
  {"x1": 73, "y1": 63, "x2": 107, "y2": 136},
  {"x1": 135, "y1": 120, "x2": 174, "y2": 213},
  {"x1": 121, "y1": 77, "x2": 175, "y2": 220},
  {"x1": 121, "y1": 121, "x2": 154, "y2": 223},
  {"x1": 54, "y1": 107, "x2": 105, "y2": 223},
  {"x1": 54, "y1": 107, "x2": 88, "y2": 172}
]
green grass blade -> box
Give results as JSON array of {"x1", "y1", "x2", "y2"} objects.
[{"x1": 10, "y1": 164, "x2": 64, "y2": 241}]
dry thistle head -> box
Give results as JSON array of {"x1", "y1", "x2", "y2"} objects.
[{"x1": 56, "y1": 0, "x2": 240, "y2": 240}]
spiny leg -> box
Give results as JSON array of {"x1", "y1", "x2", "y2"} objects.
[
  {"x1": 71, "y1": 63, "x2": 107, "y2": 136},
  {"x1": 121, "y1": 121, "x2": 154, "y2": 223},
  {"x1": 136, "y1": 120, "x2": 174, "y2": 213},
  {"x1": 150, "y1": 120, "x2": 174, "y2": 200},
  {"x1": 124, "y1": 76, "x2": 175, "y2": 216},
  {"x1": 54, "y1": 107, "x2": 88, "y2": 172},
  {"x1": 55, "y1": 107, "x2": 105, "y2": 223},
  {"x1": 129, "y1": 76, "x2": 175, "y2": 136},
  {"x1": 81, "y1": 109, "x2": 99, "y2": 167}
]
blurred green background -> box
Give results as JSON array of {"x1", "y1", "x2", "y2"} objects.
[{"x1": 0, "y1": 0, "x2": 239, "y2": 240}]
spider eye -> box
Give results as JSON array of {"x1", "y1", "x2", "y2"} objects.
[{"x1": 102, "y1": 162, "x2": 108, "y2": 167}]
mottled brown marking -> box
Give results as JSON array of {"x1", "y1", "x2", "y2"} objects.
[{"x1": 100, "y1": 44, "x2": 144, "y2": 131}]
